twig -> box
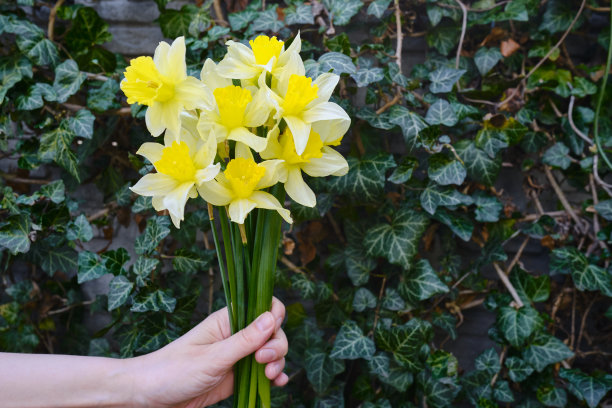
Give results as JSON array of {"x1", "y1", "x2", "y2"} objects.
[
  {"x1": 87, "y1": 207, "x2": 111, "y2": 222},
  {"x1": 394, "y1": 0, "x2": 403, "y2": 72},
  {"x1": 47, "y1": 299, "x2": 95, "y2": 315},
  {"x1": 493, "y1": 262, "x2": 524, "y2": 308},
  {"x1": 506, "y1": 236, "x2": 530, "y2": 273},
  {"x1": 453, "y1": 0, "x2": 468, "y2": 69},
  {"x1": 437, "y1": 1, "x2": 509, "y2": 12},
  {"x1": 593, "y1": 155, "x2": 612, "y2": 197},
  {"x1": 281, "y1": 256, "x2": 307, "y2": 275},
  {"x1": 375, "y1": 92, "x2": 401, "y2": 115},
  {"x1": 518, "y1": 210, "x2": 568, "y2": 222},
  {"x1": 490, "y1": 346, "x2": 507, "y2": 387},
  {"x1": 326, "y1": 212, "x2": 345, "y2": 244},
  {"x1": 567, "y1": 92, "x2": 593, "y2": 146},
  {"x1": 371, "y1": 275, "x2": 387, "y2": 336},
  {"x1": 47, "y1": 0, "x2": 65, "y2": 41},
  {"x1": 543, "y1": 166, "x2": 587, "y2": 232},
  {"x1": 212, "y1": 0, "x2": 228, "y2": 26},
  {"x1": 85, "y1": 72, "x2": 110, "y2": 82},
  {"x1": 1, "y1": 173, "x2": 51, "y2": 185},
  {"x1": 576, "y1": 297, "x2": 596, "y2": 354},
  {"x1": 496, "y1": 0, "x2": 587, "y2": 109},
  {"x1": 570, "y1": 289, "x2": 577, "y2": 350}
]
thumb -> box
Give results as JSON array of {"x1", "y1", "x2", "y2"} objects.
[{"x1": 214, "y1": 311, "x2": 276, "y2": 368}]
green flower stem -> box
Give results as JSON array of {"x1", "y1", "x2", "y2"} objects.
[
  {"x1": 231, "y1": 219, "x2": 246, "y2": 331},
  {"x1": 218, "y1": 207, "x2": 237, "y2": 332},
  {"x1": 594, "y1": 5, "x2": 612, "y2": 171}
]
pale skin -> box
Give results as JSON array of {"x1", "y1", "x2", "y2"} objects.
[{"x1": 0, "y1": 298, "x2": 289, "y2": 408}]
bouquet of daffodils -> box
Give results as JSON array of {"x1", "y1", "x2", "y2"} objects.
[{"x1": 120, "y1": 33, "x2": 350, "y2": 407}]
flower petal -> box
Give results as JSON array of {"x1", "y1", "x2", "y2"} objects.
[
  {"x1": 228, "y1": 198, "x2": 257, "y2": 224},
  {"x1": 160, "y1": 100, "x2": 182, "y2": 138},
  {"x1": 278, "y1": 31, "x2": 301, "y2": 66},
  {"x1": 175, "y1": 76, "x2": 209, "y2": 110},
  {"x1": 260, "y1": 125, "x2": 282, "y2": 160},
  {"x1": 195, "y1": 163, "x2": 221, "y2": 185},
  {"x1": 136, "y1": 142, "x2": 164, "y2": 163},
  {"x1": 312, "y1": 118, "x2": 350, "y2": 145},
  {"x1": 200, "y1": 58, "x2": 232, "y2": 90},
  {"x1": 228, "y1": 127, "x2": 268, "y2": 152},
  {"x1": 193, "y1": 132, "x2": 218, "y2": 168},
  {"x1": 162, "y1": 36, "x2": 187, "y2": 81},
  {"x1": 235, "y1": 142, "x2": 254, "y2": 160},
  {"x1": 217, "y1": 41, "x2": 259, "y2": 79},
  {"x1": 285, "y1": 167, "x2": 316, "y2": 207},
  {"x1": 145, "y1": 102, "x2": 166, "y2": 137},
  {"x1": 162, "y1": 181, "x2": 193, "y2": 225},
  {"x1": 311, "y1": 73, "x2": 339, "y2": 106},
  {"x1": 197, "y1": 180, "x2": 232, "y2": 206},
  {"x1": 302, "y1": 102, "x2": 350, "y2": 124},
  {"x1": 244, "y1": 87, "x2": 272, "y2": 127},
  {"x1": 283, "y1": 115, "x2": 311, "y2": 155},
  {"x1": 131, "y1": 173, "x2": 178, "y2": 196},
  {"x1": 249, "y1": 191, "x2": 292, "y2": 224},
  {"x1": 302, "y1": 147, "x2": 349, "y2": 177},
  {"x1": 257, "y1": 159, "x2": 285, "y2": 188}
]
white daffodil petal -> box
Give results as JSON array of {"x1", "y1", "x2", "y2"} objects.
[
  {"x1": 285, "y1": 167, "x2": 316, "y2": 207},
  {"x1": 159, "y1": 100, "x2": 182, "y2": 139},
  {"x1": 284, "y1": 116, "x2": 311, "y2": 155},
  {"x1": 200, "y1": 58, "x2": 232, "y2": 90},
  {"x1": 131, "y1": 173, "x2": 178, "y2": 196},
  {"x1": 302, "y1": 102, "x2": 350, "y2": 124},
  {"x1": 145, "y1": 102, "x2": 166, "y2": 137},
  {"x1": 227, "y1": 127, "x2": 268, "y2": 152},
  {"x1": 312, "y1": 118, "x2": 351, "y2": 145},
  {"x1": 164, "y1": 36, "x2": 187, "y2": 81},
  {"x1": 244, "y1": 87, "x2": 272, "y2": 127},
  {"x1": 175, "y1": 76, "x2": 208, "y2": 110},
  {"x1": 250, "y1": 191, "x2": 293, "y2": 224},
  {"x1": 193, "y1": 134, "x2": 218, "y2": 168},
  {"x1": 229, "y1": 198, "x2": 257, "y2": 224},
  {"x1": 218, "y1": 41, "x2": 259, "y2": 79},
  {"x1": 235, "y1": 142, "x2": 254, "y2": 160},
  {"x1": 302, "y1": 147, "x2": 349, "y2": 177},
  {"x1": 312, "y1": 73, "x2": 340, "y2": 105},
  {"x1": 260, "y1": 125, "x2": 282, "y2": 160},
  {"x1": 188, "y1": 185, "x2": 198, "y2": 199},
  {"x1": 136, "y1": 142, "x2": 164, "y2": 163},
  {"x1": 257, "y1": 159, "x2": 285, "y2": 188},
  {"x1": 153, "y1": 41, "x2": 171, "y2": 74},
  {"x1": 197, "y1": 180, "x2": 232, "y2": 206},
  {"x1": 195, "y1": 163, "x2": 221, "y2": 185},
  {"x1": 169, "y1": 213, "x2": 182, "y2": 228},
  {"x1": 278, "y1": 32, "x2": 301, "y2": 66},
  {"x1": 152, "y1": 196, "x2": 165, "y2": 211},
  {"x1": 162, "y1": 181, "x2": 193, "y2": 224}
]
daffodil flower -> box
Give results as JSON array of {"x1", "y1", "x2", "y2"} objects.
[
  {"x1": 267, "y1": 70, "x2": 350, "y2": 156},
  {"x1": 197, "y1": 78, "x2": 273, "y2": 152},
  {"x1": 120, "y1": 37, "x2": 208, "y2": 138},
  {"x1": 130, "y1": 123, "x2": 220, "y2": 228},
  {"x1": 197, "y1": 153, "x2": 292, "y2": 225},
  {"x1": 261, "y1": 120, "x2": 349, "y2": 207},
  {"x1": 217, "y1": 33, "x2": 302, "y2": 82}
]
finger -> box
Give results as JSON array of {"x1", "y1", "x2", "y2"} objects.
[
  {"x1": 272, "y1": 372, "x2": 289, "y2": 387},
  {"x1": 270, "y1": 297, "x2": 285, "y2": 331},
  {"x1": 265, "y1": 358, "x2": 285, "y2": 380},
  {"x1": 175, "y1": 307, "x2": 231, "y2": 345},
  {"x1": 255, "y1": 329, "x2": 288, "y2": 363},
  {"x1": 210, "y1": 312, "x2": 276, "y2": 369}
]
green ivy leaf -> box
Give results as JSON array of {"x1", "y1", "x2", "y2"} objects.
[
  {"x1": 542, "y1": 142, "x2": 571, "y2": 169},
  {"x1": 131, "y1": 289, "x2": 177, "y2": 313},
  {"x1": 16, "y1": 84, "x2": 44, "y2": 110},
  {"x1": 16, "y1": 37, "x2": 60, "y2": 67},
  {"x1": 323, "y1": 0, "x2": 363, "y2": 25},
  {"x1": 380, "y1": 360, "x2": 414, "y2": 391},
  {"x1": 77, "y1": 251, "x2": 108, "y2": 283},
  {"x1": 594, "y1": 199, "x2": 612, "y2": 221},
  {"x1": 67, "y1": 109, "x2": 95, "y2": 139},
  {"x1": 0, "y1": 215, "x2": 31, "y2": 255},
  {"x1": 427, "y1": 25, "x2": 459, "y2": 55},
  {"x1": 510, "y1": 268, "x2": 550, "y2": 304},
  {"x1": 559, "y1": 368, "x2": 612, "y2": 408},
  {"x1": 364, "y1": 207, "x2": 429, "y2": 268},
  {"x1": 550, "y1": 247, "x2": 612, "y2": 296},
  {"x1": 132, "y1": 196, "x2": 152, "y2": 213},
  {"x1": 367, "y1": 0, "x2": 391, "y2": 18},
  {"x1": 428, "y1": 67, "x2": 465, "y2": 94},
  {"x1": 108, "y1": 275, "x2": 134, "y2": 311},
  {"x1": 381, "y1": 288, "x2": 405, "y2": 311},
  {"x1": 328, "y1": 154, "x2": 395, "y2": 202},
  {"x1": 505, "y1": 356, "x2": 534, "y2": 382},
  {"x1": 475, "y1": 347, "x2": 500, "y2": 375},
  {"x1": 318, "y1": 52, "x2": 357, "y2": 75},
  {"x1": 368, "y1": 352, "x2": 391, "y2": 378},
  {"x1": 474, "y1": 47, "x2": 502, "y2": 75},
  {"x1": 38, "y1": 124, "x2": 80, "y2": 181},
  {"x1": 420, "y1": 183, "x2": 472, "y2": 215},
  {"x1": 472, "y1": 191, "x2": 503, "y2": 222},
  {"x1": 375, "y1": 318, "x2": 433, "y2": 371},
  {"x1": 426, "y1": 99, "x2": 458, "y2": 126},
  {"x1": 285, "y1": 3, "x2": 314, "y2": 25},
  {"x1": 87, "y1": 79, "x2": 120, "y2": 112},
  {"x1": 353, "y1": 287, "x2": 377, "y2": 312},
  {"x1": 304, "y1": 349, "x2": 345, "y2": 394},
  {"x1": 428, "y1": 154, "x2": 466, "y2": 186},
  {"x1": 135, "y1": 215, "x2": 171, "y2": 254},
  {"x1": 455, "y1": 140, "x2": 501, "y2": 186},
  {"x1": 228, "y1": 10, "x2": 257, "y2": 31},
  {"x1": 494, "y1": 381, "x2": 514, "y2": 403},
  {"x1": 252, "y1": 6, "x2": 284, "y2": 33},
  {"x1": 173, "y1": 248, "x2": 213, "y2": 274},
  {"x1": 133, "y1": 256, "x2": 159, "y2": 287},
  {"x1": 52, "y1": 60, "x2": 86, "y2": 103},
  {"x1": 433, "y1": 209, "x2": 474, "y2": 241},
  {"x1": 388, "y1": 105, "x2": 429, "y2": 148},
  {"x1": 159, "y1": 5, "x2": 197, "y2": 38},
  {"x1": 539, "y1": 0, "x2": 580, "y2": 34},
  {"x1": 66, "y1": 214, "x2": 93, "y2": 242},
  {"x1": 39, "y1": 180, "x2": 65, "y2": 204},
  {"x1": 399, "y1": 259, "x2": 449, "y2": 304},
  {"x1": 522, "y1": 333, "x2": 573, "y2": 372},
  {"x1": 102, "y1": 248, "x2": 130, "y2": 275},
  {"x1": 357, "y1": 108, "x2": 394, "y2": 130},
  {"x1": 330, "y1": 320, "x2": 375, "y2": 360},
  {"x1": 497, "y1": 306, "x2": 539, "y2": 347},
  {"x1": 352, "y1": 66, "x2": 384, "y2": 87},
  {"x1": 537, "y1": 386, "x2": 567, "y2": 408},
  {"x1": 388, "y1": 157, "x2": 418, "y2": 184}
]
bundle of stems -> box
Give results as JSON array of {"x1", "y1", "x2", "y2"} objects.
[{"x1": 207, "y1": 184, "x2": 286, "y2": 408}]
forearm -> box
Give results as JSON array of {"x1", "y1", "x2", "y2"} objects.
[{"x1": 0, "y1": 352, "x2": 137, "y2": 408}]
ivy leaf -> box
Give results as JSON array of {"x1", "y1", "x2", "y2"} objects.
[
  {"x1": 65, "y1": 7, "x2": 112, "y2": 48},
  {"x1": 159, "y1": 5, "x2": 197, "y2": 38},
  {"x1": 522, "y1": 333, "x2": 573, "y2": 372},
  {"x1": 422, "y1": 374, "x2": 462, "y2": 407},
  {"x1": 77, "y1": 251, "x2": 108, "y2": 283},
  {"x1": 330, "y1": 320, "x2": 375, "y2": 360},
  {"x1": 38, "y1": 124, "x2": 80, "y2": 181},
  {"x1": 494, "y1": 381, "x2": 514, "y2": 403},
  {"x1": 173, "y1": 248, "x2": 213, "y2": 274},
  {"x1": 39, "y1": 180, "x2": 65, "y2": 204},
  {"x1": 131, "y1": 289, "x2": 177, "y2": 313},
  {"x1": 420, "y1": 183, "x2": 472, "y2": 215},
  {"x1": 0, "y1": 215, "x2": 31, "y2": 255},
  {"x1": 304, "y1": 349, "x2": 344, "y2": 394},
  {"x1": 351, "y1": 66, "x2": 384, "y2": 87},
  {"x1": 323, "y1": 0, "x2": 363, "y2": 25},
  {"x1": 388, "y1": 105, "x2": 429, "y2": 148},
  {"x1": 285, "y1": 3, "x2": 314, "y2": 25},
  {"x1": 559, "y1": 368, "x2": 612, "y2": 408},
  {"x1": 382, "y1": 288, "x2": 405, "y2": 311},
  {"x1": 428, "y1": 154, "x2": 466, "y2": 186},
  {"x1": 542, "y1": 142, "x2": 571, "y2": 169},
  {"x1": 388, "y1": 157, "x2": 418, "y2": 184},
  {"x1": 550, "y1": 247, "x2": 612, "y2": 296},
  {"x1": 319, "y1": 52, "x2": 357, "y2": 75},
  {"x1": 375, "y1": 318, "x2": 433, "y2": 371},
  {"x1": 328, "y1": 154, "x2": 395, "y2": 202},
  {"x1": 497, "y1": 306, "x2": 539, "y2": 347},
  {"x1": 133, "y1": 256, "x2": 159, "y2": 287},
  {"x1": 357, "y1": 107, "x2": 394, "y2": 130},
  {"x1": 473, "y1": 191, "x2": 502, "y2": 222},
  {"x1": 16, "y1": 84, "x2": 44, "y2": 110},
  {"x1": 52, "y1": 60, "x2": 86, "y2": 103},
  {"x1": 132, "y1": 196, "x2": 152, "y2": 213},
  {"x1": 66, "y1": 214, "x2": 93, "y2": 242},
  {"x1": 67, "y1": 109, "x2": 95, "y2": 139},
  {"x1": 292, "y1": 274, "x2": 316, "y2": 299},
  {"x1": 426, "y1": 99, "x2": 458, "y2": 126},
  {"x1": 433, "y1": 209, "x2": 474, "y2": 242},
  {"x1": 474, "y1": 47, "x2": 502, "y2": 75},
  {"x1": 539, "y1": 0, "x2": 579, "y2": 34},
  {"x1": 381, "y1": 360, "x2": 414, "y2": 391},
  {"x1": 228, "y1": 10, "x2": 257, "y2": 31},
  {"x1": 134, "y1": 215, "x2": 171, "y2": 255},
  {"x1": 428, "y1": 67, "x2": 465, "y2": 94},
  {"x1": 252, "y1": 6, "x2": 284, "y2": 33},
  {"x1": 505, "y1": 356, "x2": 534, "y2": 382},
  {"x1": 108, "y1": 275, "x2": 134, "y2": 311},
  {"x1": 537, "y1": 386, "x2": 567, "y2": 408},
  {"x1": 367, "y1": 0, "x2": 391, "y2": 18},
  {"x1": 368, "y1": 352, "x2": 391, "y2": 378},
  {"x1": 510, "y1": 268, "x2": 550, "y2": 304},
  {"x1": 475, "y1": 348, "x2": 500, "y2": 375},
  {"x1": 314, "y1": 389, "x2": 344, "y2": 408},
  {"x1": 17, "y1": 37, "x2": 60, "y2": 67},
  {"x1": 87, "y1": 79, "x2": 120, "y2": 112},
  {"x1": 364, "y1": 207, "x2": 429, "y2": 268},
  {"x1": 455, "y1": 140, "x2": 501, "y2": 186},
  {"x1": 427, "y1": 25, "x2": 459, "y2": 55},
  {"x1": 399, "y1": 259, "x2": 449, "y2": 304},
  {"x1": 353, "y1": 287, "x2": 377, "y2": 312},
  {"x1": 102, "y1": 248, "x2": 130, "y2": 275},
  {"x1": 593, "y1": 199, "x2": 612, "y2": 221}
]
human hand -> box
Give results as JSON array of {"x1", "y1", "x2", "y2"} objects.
[{"x1": 130, "y1": 298, "x2": 288, "y2": 408}]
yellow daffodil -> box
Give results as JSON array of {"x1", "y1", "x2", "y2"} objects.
[
  {"x1": 261, "y1": 121, "x2": 348, "y2": 207},
  {"x1": 120, "y1": 37, "x2": 208, "y2": 138},
  {"x1": 130, "y1": 121, "x2": 220, "y2": 228},
  {"x1": 217, "y1": 33, "x2": 302, "y2": 82},
  {"x1": 197, "y1": 152, "x2": 292, "y2": 225},
  {"x1": 197, "y1": 78, "x2": 273, "y2": 152},
  {"x1": 267, "y1": 71, "x2": 350, "y2": 155}
]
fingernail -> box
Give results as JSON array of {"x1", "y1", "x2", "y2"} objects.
[
  {"x1": 255, "y1": 312, "x2": 274, "y2": 332},
  {"x1": 258, "y1": 348, "x2": 276, "y2": 361}
]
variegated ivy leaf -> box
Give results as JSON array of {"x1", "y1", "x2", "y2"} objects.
[
  {"x1": 284, "y1": 3, "x2": 314, "y2": 25},
  {"x1": 381, "y1": 288, "x2": 405, "y2": 311},
  {"x1": 67, "y1": 109, "x2": 95, "y2": 139},
  {"x1": 328, "y1": 154, "x2": 395, "y2": 202},
  {"x1": 228, "y1": 10, "x2": 257, "y2": 31},
  {"x1": 134, "y1": 215, "x2": 171, "y2": 255},
  {"x1": 559, "y1": 368, "x2": 612, "y2": 408},
  {"x1": 594, "y1": 199, "x2": 612, "y2": 221},
  {"x1": 428, "y1": 67, "x2": 466, "y2": 94},
  {"x1": 420, "y1": 182, "x2": 472, "y2": 215},
  {"x1": 130, "y1": 289, "x2": 176, "y2": 313},
  {"x1": 421, "y1": 373, "x2": 462, "y2": 407},
  {"x1": 318, "y1": 52, "x2": 357, "y2": 75},
  {"x1": 522, "y1": 333, "x2": 573, "y2": 372},
  {"x1": 428, "y1": 153, "x2": 467, "y2": 186},
  {"x1": 455, "y1": 139, "x2": 501, "y2": 186},
  {"x1": 433, "y1": 209, "x2": 474, "y2": 242},
  {"x1": 474, "y1": 347, "x2": 500, "y2": 375},
  {"x1": 304, "y1": 349, "x2": 345, "y2": 394},
  {"x1": 536, "y1": 386, "x2": 566, "y2": 408},
  {"x1": 472, "y1": 191, "x2": 503, "y2": 222},
  {"x1": 425, "y1": 99, "x2": 458, "y2": 127},
  {"x1": 252, "y1": 6, "x2": 284, "y2": 33},
  {"x1": 77, "y1": 250, "x2": 108, "y2": 283},
  {"x1": 52, "y1": 59, "x2": 86, "y2": 103},
  {"x1": 497, "y1": 305, "x2": 540, "y2": 347},
  {"x1": 505, "y1": 356, "x2": 534, "y2": 382},
  {"x1": 322, "y1": 0, "x2": 363, "y2": 25},
  {"x1": 550, "y1": 247, "x2": 612, "y2": 296},
  {"x1": 509, "y1": 268, "x2": 550, "y2": 304},
  {"x1": 108, "y1": 275, "x2": 134, "y2": 311},
  {"x1": 330, "y1": 320, "x2": 375, "y2": 360},
  {"x1": 351, "y1": 66, "x2": 384, "y2": 87},
  {"x1": 368, "y1": 352, "x2": 391, "y2": 378},
  {"x1": 367, "y1": 0, "x2": 391, "y2": 18},
  {"x1": 494, "y1": 381, "x2": 514, "y2": 403},
  {"x1": 38, "y1": 124, "x2": 80, "y2": 181},
  {"x1": 388, "y1": 105, "x2": 429, "y2": 148},
  {"x1": 375, "y1": 318, "x2": 433, "y2": 371},
  {"x1": 356, "y1": 107, "x2": 394, "y2": 130},
  {"x1": 474, "y1": 47, "x2": 502, "y2": 75},
  {"x1": 352, "y1": 287, "x2": 377, "y2": 312},
  {"x1": 66, "y1": 214, "x2": 93, "y2": 242},
  {"x1": 364, "y1": 207, "x2": 429, "y2": 269},
  {"x1": 0, "y1": 214, "x2": 31, "y2": 255},
  {"x1": 399, "y1": 259, "x2": 448, "y2": 304},
  {"x1": 388, "y1": 157, "x2": 418, "y2": 184},
  {"x1": 542, "y1": 142, "x2": 572, "y2": 170}
]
